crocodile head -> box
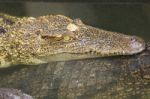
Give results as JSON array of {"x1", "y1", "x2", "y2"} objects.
[
  {"x1": 32, "y1": 15, "x2": 145, "y2": 61},
  {"x1": 1, "y1": 14, "x2": 145, "y2": 66}
]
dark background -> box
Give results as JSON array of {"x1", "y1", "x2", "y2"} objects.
[
  {"x1": 0, "y1": 2, "x2": 149, "y2": 41},
  {"x1": 0, "y1": 0, "x2": 149, "y2": 2}
]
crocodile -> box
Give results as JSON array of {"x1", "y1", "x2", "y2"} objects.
[
  {"x1": 0, "y1": 42, "x2": 149, "y2": 99},
  {"x1": 0, "y1": 13, "x2": 146, "y2": 68}
]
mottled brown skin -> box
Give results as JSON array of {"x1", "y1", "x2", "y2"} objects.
[
  {"x1": 0, "y1": 43, "x2": 149, "y2": 99},
  {"x1": 0, "y1": 13, "x2": 145, "y2": 67}
]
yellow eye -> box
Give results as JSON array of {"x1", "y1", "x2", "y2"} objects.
[{"x1": 63, "y1": 36, "x2": 70, "y2": 41}]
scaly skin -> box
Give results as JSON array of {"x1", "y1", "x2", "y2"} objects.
[
  {"x1": 0, "y1": 13, "x2": 146, "y2": 67},
  {"x1": 0, "y1": 42, "x2": 149, "y2": 99}
]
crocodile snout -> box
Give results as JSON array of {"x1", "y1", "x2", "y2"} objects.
[{"x1": 128, "y1": 36, "x2": 145, "y2": 54}]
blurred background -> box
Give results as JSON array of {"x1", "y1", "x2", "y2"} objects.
[{"x1": 0, "y1": 2, "x2": 149, "y2": 41}]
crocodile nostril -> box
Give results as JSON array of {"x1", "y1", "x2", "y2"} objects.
[
  {"x1": 130, "y1": 37, "x2": 142, "y2": 49},
  {"x1": 130, "y1": 37, "x2": 135, "y2": 42},
  {"x1": 130, "y1": 37, "x2": 138, "y2": 43}
]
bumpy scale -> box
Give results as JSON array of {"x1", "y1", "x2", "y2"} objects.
[{"x1": 0, "y1": 14, "x2": 145, "y2": 68}]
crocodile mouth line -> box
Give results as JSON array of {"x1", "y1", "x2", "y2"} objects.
[{"x1": 38, "y1": 51, "x2": 129, "y2": 62}]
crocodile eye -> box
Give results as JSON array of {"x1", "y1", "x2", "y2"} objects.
[{"x1": 63, "y1": 35, "x2": 72, "y2": 41}]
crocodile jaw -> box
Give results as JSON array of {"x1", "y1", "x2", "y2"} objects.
[
  {"x1": 37, "y1": 53, "x2": 104, "y2": 62},
  {"x1": 38, "y1": 35, "x2": 146, "y2": 62}
]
